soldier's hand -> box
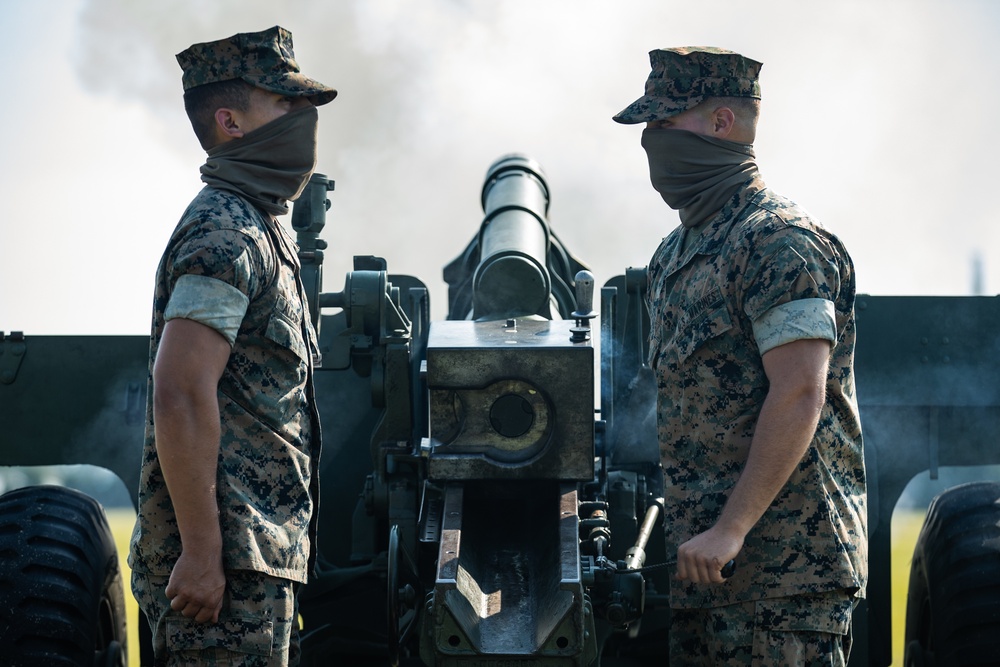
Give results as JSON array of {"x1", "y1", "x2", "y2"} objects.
[
  {"x1": 165, "y1": 549, "x2": 226, "y2": 624},
  {"x1": 676, "y1": 527, "x2": 742, "y2": 584}
]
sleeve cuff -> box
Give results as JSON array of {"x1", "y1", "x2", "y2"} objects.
[
  {"x1": 164, "y1": 274, "x2": 249, "y2": 347},
  {"x1": 752, "y1": 298, "x2": 836, "y2": 355}
]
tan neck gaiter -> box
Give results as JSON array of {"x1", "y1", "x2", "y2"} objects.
[
  {"x1": 641, "y1": 128, "x2": 759, "y2": 229},
  {"x1": 200, "y1": 105, "x2": 319, "y2": 217}
]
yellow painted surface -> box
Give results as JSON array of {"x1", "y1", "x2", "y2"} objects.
[
  {"x1": 889, "y1": 509, "x2": 925, "y2": 667},
  {"x1": 108, "y1": 508, "x2": 140, "y2": 667}
]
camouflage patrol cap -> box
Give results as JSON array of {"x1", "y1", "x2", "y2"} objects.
[
  {"x1": 176, "y1": 26, "x2": 337, "y2": 105},
  {"x1": 613, "y1": 47, "x2": 761, "y2": 124}
]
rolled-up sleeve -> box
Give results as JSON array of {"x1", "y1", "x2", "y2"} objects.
[
  {"x1": 164, "y1": 274, "x2": 250, "y2": 346},
  {"x1": 752, "y1": 297, "x2": 836, "y2": 355}
]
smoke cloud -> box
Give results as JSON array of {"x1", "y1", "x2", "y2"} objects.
[{"x1": 2, "y1": 0, "x2": 999, "y2": 332}]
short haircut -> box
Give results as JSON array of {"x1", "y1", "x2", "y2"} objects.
[{"x1": 183, "y1": 79, "x2": 254, "y2": 150}]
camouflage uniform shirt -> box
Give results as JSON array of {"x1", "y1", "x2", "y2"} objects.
[
  {"x1": 647, "y1": 175, "x2": 867, "y2": 608},
  {"x1": 129, "y1": 186, "x2": 321, "y2": 584}
]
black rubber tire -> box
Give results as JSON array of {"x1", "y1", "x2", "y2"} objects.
[
  {"x1": 0, "y1": 485, "x2": 128, "y2": 667},
  {"x1": 903, "y1": 480, "x2": 1000, "y2": 666}
]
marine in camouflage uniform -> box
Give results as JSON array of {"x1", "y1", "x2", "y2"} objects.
[
  {"x1": 614, "y1": 48, "x2": 867, "y2": 666},
  {"x1": 128, "y1": 26, "x2": 336, "y2": 666}
]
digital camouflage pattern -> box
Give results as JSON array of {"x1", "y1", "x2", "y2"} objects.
[
  {"x1": 177, "y1": 26, "x2": 337, "y2": 105},
  {"x1": 614, "y1": 47, "x2": 762, "y2": 124},
  {"x1": 646, "y1": 173, "x2": 867, "y2": 609},
  {"x1": 669, "y1": 589, "x2": 855, "y2": 666},
  {"x1": 128, "y1": 185, "x2": 322, "y2": 584},
  {"x1": 132, "y1": 569, "x2": 299, "y2": 665}
]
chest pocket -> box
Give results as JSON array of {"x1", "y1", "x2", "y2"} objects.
[
  {"x1": 265, "y1": 294, "x2": 308, "y2": 363},
  {"x1": 671, "y1": 288, "x2": 734, "y2": 365}
]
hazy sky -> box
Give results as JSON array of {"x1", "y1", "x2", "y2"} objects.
[{"x1": 2, "y1": 0, "x2": 998, "y2": 334}]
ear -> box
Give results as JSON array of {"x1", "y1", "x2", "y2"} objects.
[
  {"x1": 214, "y1": 108, "x2": 245, "y2": 140},
  {"x1": 711, "y1": 107, "x2": 737, "y2": 138}
]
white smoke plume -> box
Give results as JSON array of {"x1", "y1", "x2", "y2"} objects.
[{"x1": 2, "y1": 0, "x2": 999, "y2": 331}]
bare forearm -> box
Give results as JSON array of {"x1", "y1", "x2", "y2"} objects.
[
  {"x1": 158, "y1": 399, "x2": 226, "y2": 623},
  {"x1": 154, "y1": 384, "x2": 223, "y2": 553},
  {"x1": 675, "y1": 338, "x2": 830, "y2": 584},
  {"x1": 716, "y1": 386, "x2": 823, "y2": 538}
]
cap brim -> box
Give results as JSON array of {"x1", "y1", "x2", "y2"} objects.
[
  {"x1": 256, "y1": 72, "x2": 338, "y2": 106},
  {"x1": 612, "y1": 94, "x2": 704, "y2": 124}
]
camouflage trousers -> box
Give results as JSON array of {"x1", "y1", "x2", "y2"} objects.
[
  {"x1": 132, "y1": 568, "x2": 300, "y2": 667},
  {"x1": 668, "y1": 589, "x2": 857, "y2": 666}
]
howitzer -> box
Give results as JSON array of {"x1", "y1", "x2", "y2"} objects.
[
  {"x1": 4, "y1": 150, "x2": 1000, "y2": 667},
  {"x1": 296, "y1": 154, "x2": 671, "y2": 666}
]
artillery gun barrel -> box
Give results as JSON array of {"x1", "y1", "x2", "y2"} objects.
[{"x1": 472, "y1": 154, "x2": 553, "y2": 320}]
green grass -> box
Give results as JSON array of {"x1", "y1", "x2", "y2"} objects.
[{"x1": 107, "y1": 507, "x2": 928, "y2": 667}]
